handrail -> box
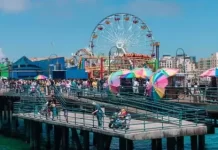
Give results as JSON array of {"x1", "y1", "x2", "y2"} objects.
[
  {"x1": 1, "y1": 85, "x2": 209, "y2": 123},
  {"x1": 14, "y1": 101, "x2": 209, "y2": 134}
]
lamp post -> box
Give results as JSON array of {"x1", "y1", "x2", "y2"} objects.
[
  {"x1": 108, "y1": 46, "x2": 118, "y2": 75},
  {"x1": 176, "y1": 48, "x2": 186, "y2": 87},
  {"x1": 48, "y1": 54, "x2": 58, "y2": 79}
]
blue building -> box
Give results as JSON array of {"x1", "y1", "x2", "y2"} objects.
[
  {"x1": 10, "y1": 56, "x2": 88, "y2": 80},
  {"x1": 11, "y1": 56, "x2": 42, "y2": 79},
  {"x1": 66, "y1": 67, "x2": 88, "y2": 79},
  {"x1": 32, "y1": 57, "x2": 66, "y2": 79}
]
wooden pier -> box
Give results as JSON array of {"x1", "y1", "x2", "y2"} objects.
[{"x1": 0, "y1": 89, "x2": 216, "y2": 150}]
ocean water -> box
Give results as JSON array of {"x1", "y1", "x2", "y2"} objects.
[{"x1": 0, "y1": 119, "x2": 218, "y2": 150}]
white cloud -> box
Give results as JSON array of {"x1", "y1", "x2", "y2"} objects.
[
  {"x1": 0, "y1": 0, "x2": 31, "y2": 13},
  {"x1": 0, "y1": 48, "x2": 6, "y2": 59},
  {"x1": 121, "y1": 0, "x2": 180, "y2": 17}
]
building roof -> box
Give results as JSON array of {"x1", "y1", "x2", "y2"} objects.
[
  {"x1": 30, "y1": 56, "x2": 64, "y2": 61},
  {"x1": 13, "y1": 56, "x2": 35, "y2": 66}
]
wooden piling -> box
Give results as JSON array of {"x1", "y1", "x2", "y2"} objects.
[
  {"x1": 34, "y1": 122, "x2": 41, "y2": 150},
  {"x1": 54, "y1": 125, "x2": 62, "y2": 150},
  {"x1": 29, "y1": 121, "x2": 34, "y2": 149},
  {"x1": 198, "y1": 135, "x2": 205, "y2": 150},
  {"x1": 93, "y1": 132, "x2": 97, "y2": 146},
  {"x1": 83, "y1": 130, "x2": 90, "y2": 150},
  {"x1": 191, "y1": 135, "x2": 197, "y2": 150},
  {"x1": 97, "y1": 134, "x2": 105, "y2": 150},
  {"x1": 62, "y1": 127, "x2": 69, "y2": 150},
  {"x1": 167, "y1": 137, "x2": 176, "y2": 150},
  {"x1": 71, "y1": 128, "x2": 82, "y2": 150},
  {"x1": 151, "y1": 139, "x2": 157, "y2": 150},
  {"x1": 46, "y1": 124, "x2": 51, "y2": 149},
  {"x1": 119, "y1": 138, "x2": 133, "y2": 150},
  {"x1": 177, "y1": 136, "x2": 184, "y2": 150},
  {"x1": 156, "y1": 139, "x2": 162, "y2": 150},
  {"x1": 104, "y1": 135, "x2": 112, "y2": 150}
]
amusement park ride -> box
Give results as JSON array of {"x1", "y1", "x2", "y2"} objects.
[{"x1": 66, "y1": 13, "x2": 160, "y2": 79}]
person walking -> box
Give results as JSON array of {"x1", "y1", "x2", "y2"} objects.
[{"x1": 92, "y1": 102, "x2": 104, "y2": 128}]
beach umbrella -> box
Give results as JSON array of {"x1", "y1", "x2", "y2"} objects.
[
  {"x1": 34, "y1": 75, "x2": 48, "y2": 80},
  {"x1": 108, "y1": 69, "x2": 130, "y2": 87},
  {"x1": 156, "y1": 68, "x2": 179, "y2": 77},
  {"x1": 121, "y1": 68, "x2": 153, "y2": 78},
  {"x1": 147, "y1": 72, "x2": 168, "y2": 100},
  {"x1": 200, "y1": 67, "x2": 218, "y2": 77},
  {"x1": 132, "y1": 68, "x2": 153, "y2": 78}
]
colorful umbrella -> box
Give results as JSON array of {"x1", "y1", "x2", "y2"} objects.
[
  {"x1": 108, "y1": 69, "x2": 130, "y2": 87},
  {"x1": 121, "y1": 68, "x2": 153, "y2": 78},
  {"x1": 132, "y1": 68, "x2": 153, "y2": 78},
  {"x1": 200, "y1": 67, "x2": 218, "y2": 77},
  {"x1": 34, "y1": 75, "x2": 48, "y2": 80},
  {"x1": 147, "y1": 72, "x2": 168, "y2": 100},
  {"x1": 156, "y1": 68, "x2": 179, "y2": 77}
]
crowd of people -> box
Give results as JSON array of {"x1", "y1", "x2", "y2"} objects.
[
  {"x1": 0, "y1": 78, "x2": 108, "y2": 96},
  {"x1": 0, "y1": 78, "x2": 133, "y2": 129}
]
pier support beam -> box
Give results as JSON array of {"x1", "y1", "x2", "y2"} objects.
[
  {"x1": 29, "y1": 121, "x2": 34, "y2": 149},
  {"x1": 62, "y1": 127, "x2": 69, "y2": 150},
  {"x1": 151, "y1": 139, "x2": 162, "y2": 150},
  {"x1": 191, "y1": 135, "x2": 197, "y2": 150},
  {"x1": 177, "y1": 136, "x2": 184, "y2": 150},
  {"x1": 119, "y1": 138, "x2": 133, "y2": 150},
  {"x1": 71, "y1": 128, "x2": 82, "y2": 150},
  {"x1": 198, "y1": 135, "x2": 205, "y2": 150},
  {"x1": 167, "y1": 137, "x2": 176, "y2": 150},
  {"x1": 97, "y1": 134, "x2": 105, "y2": 150},
  {"x1": 24, "y1": 120, "x2": 30, "y2": 142},
  {"x1": 104, "y1": 135, "x2": 112, "y2": 150},
  {"x1": 54, "y1": 126, "x2": 62, "y2": 150},
  {"x1": 34, "y1": 122, "x2": 41, "y2": 150},
  {"x1": 83, "y1": 131, "x2": 89, "y2": 150},
  {"x1": 46, "y1": 124, "x2": 52, "y2": 149}
]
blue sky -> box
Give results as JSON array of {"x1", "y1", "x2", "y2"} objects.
[{"x1": 0, "y1": 0, "x2": 217, "y2": 61}]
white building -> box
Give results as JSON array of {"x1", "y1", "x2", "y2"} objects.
[
  {"x1": 160, "y1": 55, "x2": 196, "y2": 80},
  {"x1": 197, "y1": 52, "x2": 218, "y2": 74},
  {"x1": 210, "y1": 52, "x2": 218, "y2": 68}
]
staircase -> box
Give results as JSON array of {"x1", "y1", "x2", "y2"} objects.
[{"x1": 13, "y1": 86, "x2": 48, "y2": 114}]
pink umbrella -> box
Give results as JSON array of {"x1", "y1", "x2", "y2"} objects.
[{"x1": 200, "y1": 67, "x2": 218, "y2": 77}]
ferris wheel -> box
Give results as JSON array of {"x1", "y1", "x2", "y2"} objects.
[{"x1": 89, "y1": 13, "x2": 155, "y2": 57}]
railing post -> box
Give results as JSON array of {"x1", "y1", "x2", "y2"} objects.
[
  {"x1": 83, "y1": 111, "x2": 85, "y2": 125},
  {"x1": 34, "y1": 106, "x2": 38, "y2": 118},
  {"x1": 74, "y1": 112, "x2": 76, "y2": 125},
  {"x1": 179, "y1": 111, "x2": 182, "y2": 127},
  {"x1": 162, "y1": 115, "x2": 164, "y2": 129},
  {"x1": 195, "y1": 111, "x2": 198, "y2": 126},
  {"x1": 144, "y1": 114, "x2": 146, "y2": 131},
  {"x1": 93, "y1": 115, "x2": 94, "y2": 127},
  {"x1": 102, "y1": 115, "x2": 104, "y2": 130}
]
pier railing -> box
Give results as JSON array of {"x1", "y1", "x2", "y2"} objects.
[
  {"x1": 2, "y1": 85, "x2": 208, "y2": 123},
  {"x1": 15, "y1": 101, "x2": 208, "y2": 134},
  {"x1": 2, "y1": 85, "x2": 218, "y2": 104},
  {"x1": 57, "y1": 86, "x2": 207, "y2": 122},
  {"x1": 1, "y1": 85, "x2": 211, "y2": 129}
]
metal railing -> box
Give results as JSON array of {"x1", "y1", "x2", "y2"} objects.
[
  {"x1": 14, "y1": 101, "x2": 208, "y2": 134},
  {"x1": 0, "y1": 84, "x2": 211, "y2": 132}
]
